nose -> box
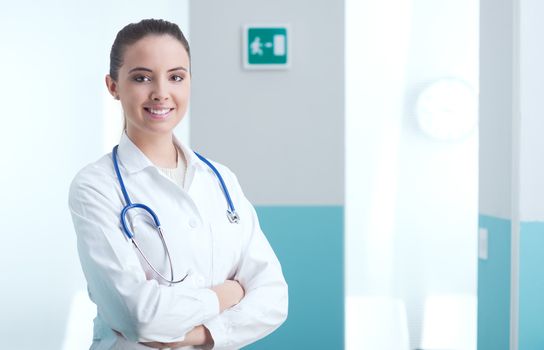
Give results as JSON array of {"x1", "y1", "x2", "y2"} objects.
[{"x1": 150, "y1": 81, "x2": 169, "y2": 102}]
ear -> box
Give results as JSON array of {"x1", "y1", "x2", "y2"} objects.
[{"x1": 105, "y1": 75, "x2": 119, "y2": 100}]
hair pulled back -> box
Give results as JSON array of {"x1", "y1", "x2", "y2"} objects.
[{"x1": 109, "y1": 19, "x2": 190, "y2": 81}]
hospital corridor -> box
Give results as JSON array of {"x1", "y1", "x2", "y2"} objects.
[{"x1": 0, "y1": 0, "x2": 543, "y2": 349}]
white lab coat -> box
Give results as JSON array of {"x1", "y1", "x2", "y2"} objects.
[{"x1": 69, "y1": 133, "x2": 288, "y2": 350}]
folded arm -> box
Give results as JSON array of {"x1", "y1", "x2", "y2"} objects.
[
  {"x1": 203, "y1": 175, "x2": 289, "y2": 349},
  {"x1": 70, "y1": 174, "x2": 220, "y2": 343}
]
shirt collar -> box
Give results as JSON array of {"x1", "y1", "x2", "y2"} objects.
[{"x1": 116, "y1": 131, "x2": 205, "y2": 174}]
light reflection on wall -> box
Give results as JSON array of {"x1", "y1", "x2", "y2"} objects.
[
  {"x1": 62, "y1": 290, "x2": 95, "y2": 350},
  {"x1": 345, "y1": 0, "x2": 478, "y2": 348},
  {"x1": 102, "y1": 88, "x2": 124, "y2": 153}
]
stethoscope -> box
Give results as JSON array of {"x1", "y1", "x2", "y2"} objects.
[{"x1": 112, "y1": 145, "x2": 240, "y2": 285}]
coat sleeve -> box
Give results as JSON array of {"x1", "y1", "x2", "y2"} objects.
[
  {"x1": 202, "y1": 170, "x2": 289, "y2": 349},
  {"x1": 68, "y1": 166, "x2": 220, "y2": 343}
]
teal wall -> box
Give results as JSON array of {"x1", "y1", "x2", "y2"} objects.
[
  {"x1": 477, "y1": 215, "x2": 511, "y2": 350},
  {"x1": 245, "y1": 206, "x2": 344, "y2": 350},
  {"x1": 519, "y1": 222, "x2": 544, "y2": 349},
  {"x1": 478, "y1": 218, "x2": 544, "y2": 349}
]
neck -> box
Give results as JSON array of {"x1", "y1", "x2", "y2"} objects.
[{"x1": 126, "y1": 128, "x2": 177, "y2": 168}]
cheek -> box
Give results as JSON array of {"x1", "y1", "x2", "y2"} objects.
[
  {"x1": 174, "y1": 90, "x2": 190, "y2": 107},
  {"x1": 179, "y1": 80, "x2": 191, "y2": 101},
  {"x1": 124, "y1": 89, "x2": 148, "y2": 109}
]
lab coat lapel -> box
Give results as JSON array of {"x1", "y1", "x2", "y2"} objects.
[{"x1": 116, "y1": 132, "x2": 155, "y2": 174}]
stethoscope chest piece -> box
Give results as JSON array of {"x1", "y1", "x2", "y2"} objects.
[{"x1": 227, "y1": 209, "x2": 240, "y2": 224}]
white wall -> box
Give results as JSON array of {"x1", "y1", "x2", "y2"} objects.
[
  {"x1": 0, "y1": 2, "x2": 188, "y2": 348},
  {"x1": 520, "y1": 0, "x2": 544, "y2": 222}
]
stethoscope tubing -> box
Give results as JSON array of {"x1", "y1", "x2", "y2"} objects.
[
  {"x1": 193, "y1": 151, "x2": 236, "y2": 215},
  {"x1": 131, "y1": 228, "x2": 188, "y2": 284},
  {"x1": 111, "y1": 144, "x2": 239, "y2": 285}
]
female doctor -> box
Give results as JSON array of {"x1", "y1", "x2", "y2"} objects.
[{"x1": 69, "y1": 19, "x2": 288, "y2": 349}]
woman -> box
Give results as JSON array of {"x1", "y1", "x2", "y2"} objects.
[{"x1": 69, "y1": 19, "x2": 288, "y2": 349}]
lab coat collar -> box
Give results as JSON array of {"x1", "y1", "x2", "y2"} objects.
[{"x1": 117, "y1": 131, "x2": 205, "y2": 174}]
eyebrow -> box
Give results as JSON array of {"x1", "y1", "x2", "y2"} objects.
[{"x1": 128, "y1": 66, "x2": 188, "y2": 74}]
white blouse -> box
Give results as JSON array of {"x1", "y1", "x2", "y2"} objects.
[
  {"x1": 68, "y1": 133, "x2": 288, "y2": 349},
  {"x1": 157, "y1": 145, "x2": 187, "y2": 189}
]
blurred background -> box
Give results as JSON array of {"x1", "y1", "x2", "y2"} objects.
[
  {"x1": 2, "y1": 0, "x2": 542, "y2": 349},
  {"x1": 345, "y1": 0, "x2": 478, "y2": 349}
]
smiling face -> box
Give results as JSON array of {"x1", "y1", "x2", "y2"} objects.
[{"x1": 106, "y1": 34, "x2": 191, "y2": 140}]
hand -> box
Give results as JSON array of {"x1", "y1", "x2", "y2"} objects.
[{"x1": 211, "y1": 280, "x2": 245, "y2": 312}]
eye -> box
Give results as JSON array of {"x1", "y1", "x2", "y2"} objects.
[
  {"x1": 132, "y1": 75, "x2": 151, "y2": 83},
  {"x1": 171, "y1": 75, "x2": 184, "y2": 82}
]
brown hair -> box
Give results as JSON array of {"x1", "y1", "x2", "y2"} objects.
[{"x1": 109, "y1": 18, "x2": 190, "y2": 81}]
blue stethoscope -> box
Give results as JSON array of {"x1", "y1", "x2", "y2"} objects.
[{"x1": 112, "y1": 145, "x2": 240, "y2": 284}]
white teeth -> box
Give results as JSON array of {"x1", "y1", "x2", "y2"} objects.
[{"x1": 148, "y1": 108, "x2": 171, "y2": 115}]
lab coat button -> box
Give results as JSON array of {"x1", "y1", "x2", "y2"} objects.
[{"x1": 189, "y1": 218, "x2": 197, "y2": 228}]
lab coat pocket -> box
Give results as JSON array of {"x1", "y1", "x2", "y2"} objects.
[{"x1": 210, "y1": 219, "x2": 245, "y2": 281}]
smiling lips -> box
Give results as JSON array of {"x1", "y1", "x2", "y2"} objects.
[{"x1": 144, "y1": 107, "x2": 174, "y2": 120}]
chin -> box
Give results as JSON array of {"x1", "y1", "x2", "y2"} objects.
[{"x1": 148, "y1": 119, "x2": 183, "y2": 134}]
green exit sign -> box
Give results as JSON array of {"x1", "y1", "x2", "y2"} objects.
[{"x1": 243, "y1": 25, "x2": 290, "y2": 69}]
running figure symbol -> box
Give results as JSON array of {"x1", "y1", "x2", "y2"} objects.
[{"x1": 250, "y1": 37, "x2": 263, "y2": 55}]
